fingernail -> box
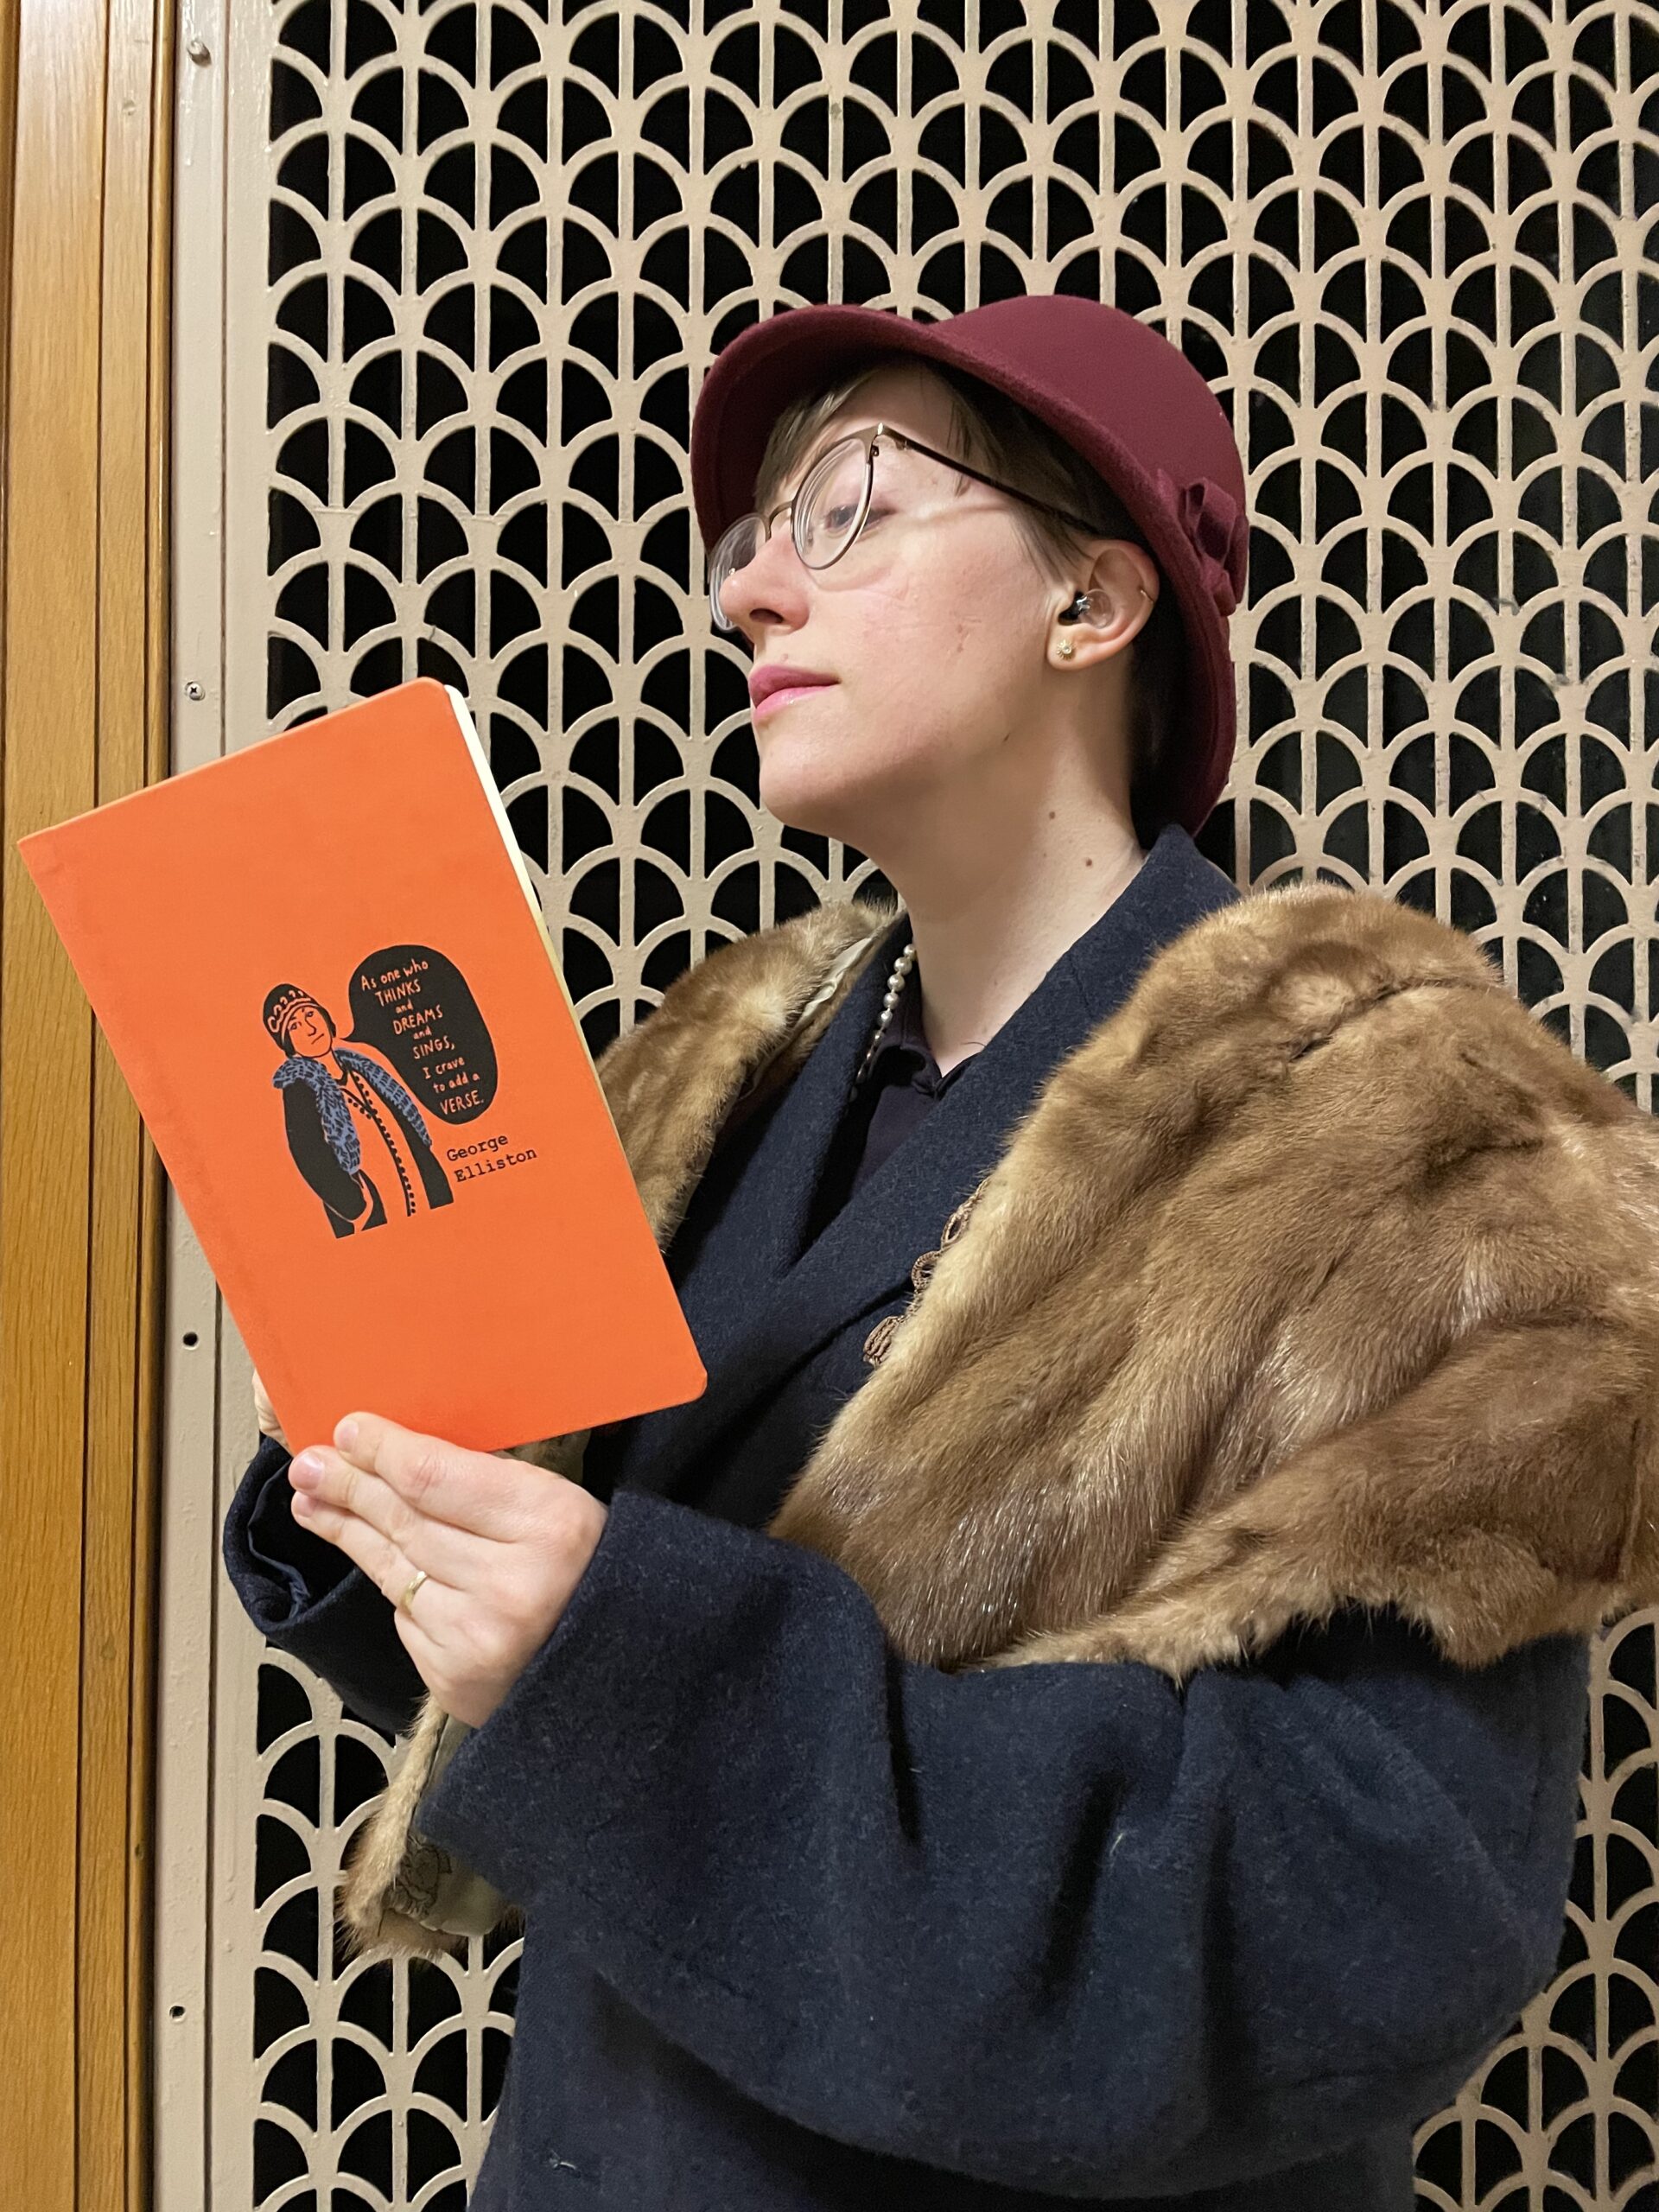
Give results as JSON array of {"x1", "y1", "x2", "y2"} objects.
[
  {"x1": 291, "y1": 1491, "x2": 315, "y2": 1517},
  {"x1": 335, "y1": 1417, "x2": 359, "y2": 1453},
  {"x1": 292, "y1": 1450, "x2": 326, "y2": 1484}
]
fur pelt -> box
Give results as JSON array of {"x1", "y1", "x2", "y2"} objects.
[{"x1": 340, "y1": 883, "x2": 1659, "y2": 1963}]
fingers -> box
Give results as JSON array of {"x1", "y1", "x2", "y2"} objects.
[
  {"x1": 289, "y1": 1446, "x2": 498, "y2": 1585},
  {"x1": 291, "y1": 1468, "x2": 493, "y2": 1592},
  {"x1": 326, "y1": 1410, "x2": 550, "y2": 1544},
  {"x1": 289, "y1": 1484, "x2": 463, "y2": 1646}
]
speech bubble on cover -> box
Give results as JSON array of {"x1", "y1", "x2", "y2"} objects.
[{"x1": 345, "y1": 944, "x2": 499, "y2": 1122}]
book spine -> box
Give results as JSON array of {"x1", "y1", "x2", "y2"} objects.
[{"x1": 18, "y1": 830, "x2": 296, "y2": 1433}]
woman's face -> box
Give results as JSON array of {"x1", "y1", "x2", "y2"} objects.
[
  {"x1": 287, "y1": 1004, "x2": 334, "y2": 1058},
  {"x1": 717, "y1": 363, "x2": 1072, "y2": 854}
]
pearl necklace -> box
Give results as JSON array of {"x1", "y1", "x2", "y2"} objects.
[{"x1": 852, "y1": 937, "x2": 917, "y2": 1091}]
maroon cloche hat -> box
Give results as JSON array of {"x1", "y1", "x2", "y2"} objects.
[{"x1": 689, "y1": 295, "x2": 1250, "y2": 835}]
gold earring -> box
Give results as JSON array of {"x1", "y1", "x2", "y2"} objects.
[{"x1": 1058, "y1": 639, "x2": 1075, "y2": 659}]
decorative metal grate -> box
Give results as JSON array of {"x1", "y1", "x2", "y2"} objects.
[{"x1": 182, "y1": 0, "x2": 1659, "y2": 2202}]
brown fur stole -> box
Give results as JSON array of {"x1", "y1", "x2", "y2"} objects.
[{"x1": 340, "y1": 884, "x2": 1659, "y2": 1961}]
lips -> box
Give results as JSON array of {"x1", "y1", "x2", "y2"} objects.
[
  {"x1": 753, "y1": 682, "x2": 838, "y2": 720},
  {"x1": 748, "y1": 665, "x2": 838, "y2": 708}
]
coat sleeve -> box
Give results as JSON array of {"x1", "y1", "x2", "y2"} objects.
[
  {"x1": 416, "y1": 1484, "x2": 1591, "y2": 2201},
  {"x1": 221, "y1": 1431, "x2": 429, "y2": 1737}
]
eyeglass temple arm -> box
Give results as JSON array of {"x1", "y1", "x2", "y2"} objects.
[{"x1": 899, "y1": 436, "x2": 1104, "y2": 541}]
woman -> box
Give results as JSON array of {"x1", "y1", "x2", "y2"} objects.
[
  {"x1": 264, "y1": 981, "x2": 454, "y2": 1235},
  {"x1": 226, "y1": 296, "x2": 1658, "y2": 2210}
]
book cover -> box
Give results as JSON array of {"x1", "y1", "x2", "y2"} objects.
[{"x1": 16, "y1": 677, "x2": 706, "y2": 1455}]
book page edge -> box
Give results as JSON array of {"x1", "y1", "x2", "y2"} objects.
[{"x1": 442, "y1": 684, "x2": 631, "y2": 1156}]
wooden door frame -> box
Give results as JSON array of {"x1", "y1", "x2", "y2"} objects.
[{"x1": 0, "y1": 0, "x2": 173, "y2": 2201}]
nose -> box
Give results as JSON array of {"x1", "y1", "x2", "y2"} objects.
[{"x1": 719, "y1": 513, "x2": 811, "y2": 637}]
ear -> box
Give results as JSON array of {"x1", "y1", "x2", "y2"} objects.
[{"x1": 1049, "y1": 540, "x2": 1160, "y2": 671}]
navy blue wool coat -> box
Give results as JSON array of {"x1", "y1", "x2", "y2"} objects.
[{"x1": 225, "y1": 828, "x2": 1592, "y2": 2209}]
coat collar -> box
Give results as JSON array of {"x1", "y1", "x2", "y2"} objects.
[
  {"x1": 585, "y1": 862, "x2": 1659, "y2": 1677},
  {"x1": 632, "y1": 827, "x2": 1239, "y2": 1504}
]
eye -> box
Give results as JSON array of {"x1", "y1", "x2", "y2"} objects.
[{"x1": 826, "y1": 499, "x2": 890, "y2": 531}]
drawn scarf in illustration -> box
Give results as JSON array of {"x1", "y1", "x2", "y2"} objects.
[{"x1": 274, "y1": 1047, "x2": 433, "y2": 1176}]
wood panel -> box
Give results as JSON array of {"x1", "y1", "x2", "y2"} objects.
[{"x1": 0, "y1": 0, "x2": 172, "y2": 2199}]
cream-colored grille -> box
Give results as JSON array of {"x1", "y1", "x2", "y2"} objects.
[{"x1": 158, "y1": 1, "x2": 1658, "y2": 2203}]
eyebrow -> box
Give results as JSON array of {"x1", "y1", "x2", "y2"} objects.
[{"x1": 771, "y1": 417, "x2": 885, "y2": 507}]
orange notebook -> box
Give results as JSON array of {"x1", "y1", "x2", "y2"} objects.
[{"x1": 16, "y1": 678, "x2": 706, "y2": 1456}]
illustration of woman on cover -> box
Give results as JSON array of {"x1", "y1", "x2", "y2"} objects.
[{"x1": 264, "y1": 982, "x2": 453, "y2": 1236}]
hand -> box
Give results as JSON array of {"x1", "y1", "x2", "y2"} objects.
[
  {"x1": 286, "y1": 1410, "x2": 609, "y2": 1729},
  {"x1": 252, "y1": 1367, "x2": 289, "y2": 1449}
]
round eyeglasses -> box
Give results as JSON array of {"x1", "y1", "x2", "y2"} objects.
[{"x1": 707, "y1": 421, "x2": 1105, "y2": 632}]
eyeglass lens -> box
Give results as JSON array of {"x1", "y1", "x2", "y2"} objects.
[{"x1": 709, "y1": 433, "x2": 872, "y2": 630}]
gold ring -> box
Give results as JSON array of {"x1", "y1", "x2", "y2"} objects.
[{"x1": 397, "y1": 1567, "x2": 429, "y2": 1617}]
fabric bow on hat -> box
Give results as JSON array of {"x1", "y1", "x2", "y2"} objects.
[{"x1": 1154, "y1": 469, "x2": 1250, "y2": 620}]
